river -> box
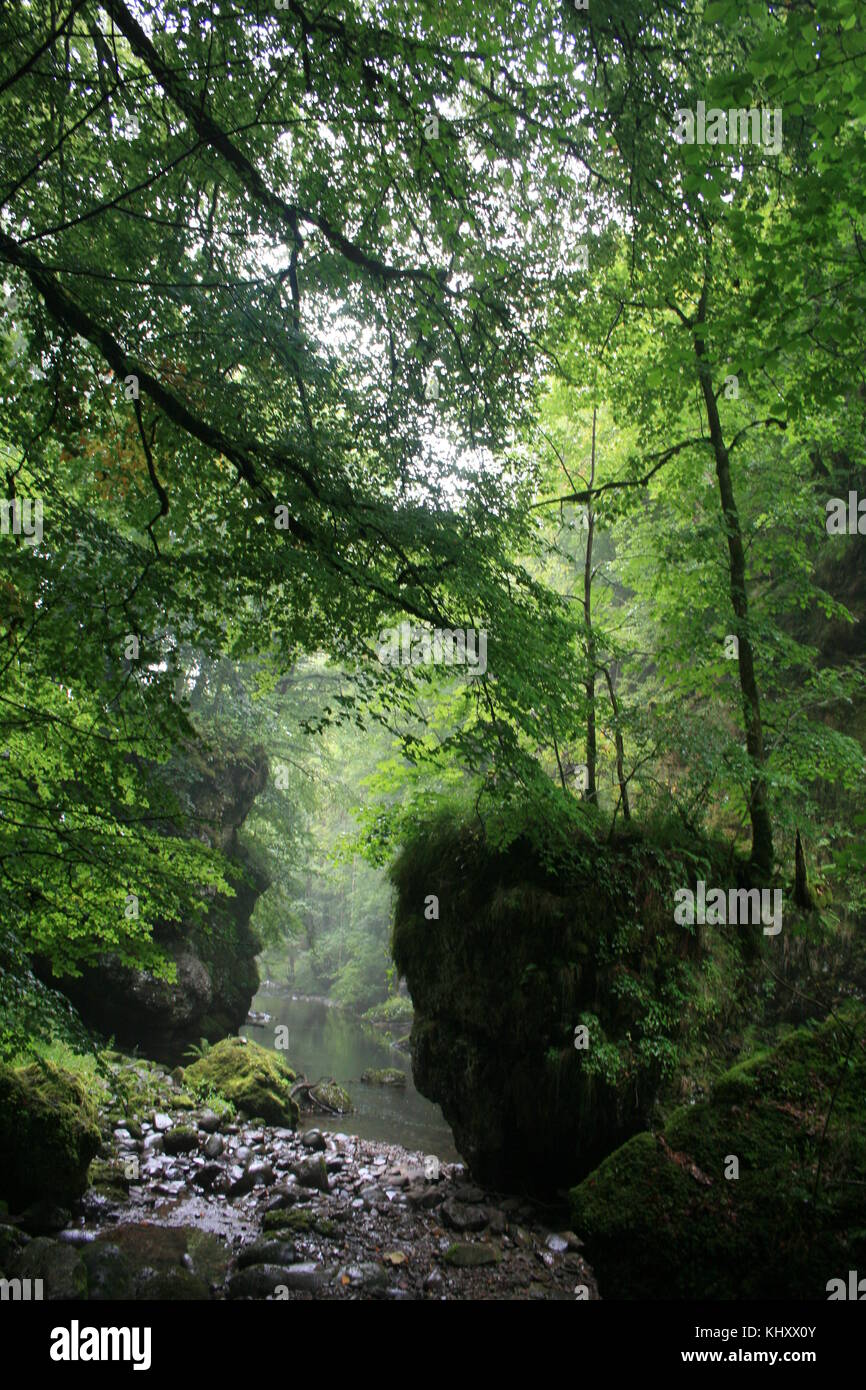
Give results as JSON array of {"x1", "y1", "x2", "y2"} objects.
[{"x1": 240, "y1": 989, "x2": 460, "y2": 1162}]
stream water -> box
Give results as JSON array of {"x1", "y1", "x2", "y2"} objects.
[{"x1": 240, "y1": 989, "x2": 460, "y2": 1162}]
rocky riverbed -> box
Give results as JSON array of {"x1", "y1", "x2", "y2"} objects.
[{"x1": 1, "y1": 1059, "x2": 598, "y2": 1301}]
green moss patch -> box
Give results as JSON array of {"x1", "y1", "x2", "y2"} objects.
[
  {"x1": 262, "y1": 1209, "x2": 337, "y2": 1238},
  {"x1": 0, "y1": 1061, "x2": 101, "y2": 1210},
  {"x1": 183, "y1": 1038, "x2": 298, "y2": 1127}
]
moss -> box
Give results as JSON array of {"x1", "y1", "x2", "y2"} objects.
[
  {"x1": 360, "y1": 1068, "x2": 406, "y2": 1087},
  {"x1": 0, "y1": 1061, "x2": 101, "y2": 1210},
  {"x1": 309, "y1": 1080, "x2": 352, "y2": 1112},
  {"x1": 570, "y1": 1004, "x2": 866, "y2": 1299},
  {"x1": 87, "y1": 1157, "x2": 132, "y2": 1200},
  {"x1": 262, "y1": 1209, "x2": 336, "y2": 1238},
  {"x1": 183, "y1": 1037, "x2": 298, "y2": 1127}
]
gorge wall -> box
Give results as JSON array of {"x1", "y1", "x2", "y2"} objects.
[{"x1": 53, "y1": 747, "x2": 269, "y2": 1064}]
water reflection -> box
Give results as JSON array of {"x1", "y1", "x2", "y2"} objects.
[{"x1": 240, "y1": 990, "x2": 460, "y2": 1162}]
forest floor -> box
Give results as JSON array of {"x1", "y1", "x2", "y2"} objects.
[{"x1": 7, "y1": 1076, "x2": 599, "y2": 1302}]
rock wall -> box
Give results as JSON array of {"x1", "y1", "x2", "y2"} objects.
[{"x1": 55, "y1": 747, "x2": 269, "y2": 1064}]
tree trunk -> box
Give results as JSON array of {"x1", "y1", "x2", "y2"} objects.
[
  {"x1": 794, "y1": 829, "x2": 813, "y2": 909},
  {"x1": 583, "y1": 407, "x2": 598, "y2": 802},
  {"x1": 693, "y1": 308, "x2": 773, "y2": 879}
]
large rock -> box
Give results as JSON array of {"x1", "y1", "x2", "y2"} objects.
[
  {"x1": 570, "y1": 1004, "x2": 866, "y2": 1299},
  {"x1": 8, "y1": 1237, "x2": 88, "y2": 1299},
  {"x1": 49, "y1": 748, "x2": 269, "y2": 1064},
  {"x1": 184, "y1": 1038, "x2": 299, "y2": 1128},
  {"x1": 391, "y1": 814, "x2": 746, "y2": 1191},
  {"x1": 0, "y1": 1062, "x2": 100, "y2": 1210}
]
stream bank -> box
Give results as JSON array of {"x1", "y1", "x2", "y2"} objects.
[{"x1": 0, "y1": 1056, "x2": 596, "y2": 1301}]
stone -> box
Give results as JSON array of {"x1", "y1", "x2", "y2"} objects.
[
  {"x1": 184, "y1": 1038, "x2": 299, "y2": 1128},
  {"x1": 338, "y1": 1261, "x2": 389, "y2": 1292},
  {"x1": 570, "y1": 1004, "x2": 866, "y2": 1299},
  {"x1": 198, "y1": 1111, "x2": 221, "y2": 1134},
  {"x1": 80, "y1": 1242, "x2": 135, "y2": 1300},
  {"x1": 153, "y1": 1113, "x2": 173, "y2": 1132},
  {"x1": 191, "y1": 1162, "x2": 224, "y2": 1191},
  {"x1": 0, "y1": 1062, "x2": 100, "y2": 1209},
  {"x1": 301, "y1": 1129, "x2": 326, "y2": 1151},
  {"x1": 203, "y1": 1133, "x2": 224, "y2": 1159},
  {"x1": 9, "y1": 1236, "x2": 88, "y2": 1299},
  {"x1": 227, "y1": 1263, "x2": 296, "y2": 1299},
  {"x1": 292, "y1": 1155, "x2": 329, "y2": 1192},
  {"x1": 245, "y1": 1159, "x2": 275, "y2": 1187},
  {"x1": 263, "y1": 1186, "x2": 298, "y2": 1212},
  {"x1": 454, "y1": 1184, "x2": 486, "y2": 1203},
  {"x1": 237, "y1": 1239, "x2": 297, "y2": 1270},
  {"x1": 441, "y1": 1197, "x2": 489, "y2": 1233},
  {"x1": 443, "y1": 1242, "x2": 501, "y2": 1268},
  {"x1": 406, "y1": 1184, "x2": 444, "y2": 1210},
  {"x1": 309, "y1": 1081, "x2": 352, "y2": 1113},
  {"x1": 136, "y1": 1268, "x2": 209, "y2": 1299},
  {"x1": 280, "y1": 1261, "x2": 327, "y2": 1292},
  {"x1": 163, "y1": 1126, "x2": 198, "y2": 1155},
  {"x1": 18, "y1": 1200, "x2": 71, "y2": 1236},
  {"x1": 359, "y1": 1068, "x2": 406, "y2": 1087}
]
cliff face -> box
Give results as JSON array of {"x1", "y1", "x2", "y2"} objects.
[
  {"x1": 390, "y1": 815, "x2": 748, "y2": 1193},
  {"x1": 57, "y1": 749, "x2": 269, "y2": 1064}
]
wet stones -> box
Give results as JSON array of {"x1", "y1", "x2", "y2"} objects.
[
  {"x1": 444, "y1": 1242, "x2": 501, "y2": 1268},
  {"x1": 441, "y1": 1198, "x2": 489, "y2": 1233},
  {"x1": 191, "y1": 1163, "x2": 225, "y2": 1191},
  {"x1": 163, "y1": 1127, "x2": 198, "y2": 1156},
  {"x1": 292, "y1": 1155, "x2": 329, "y2": 1192},
  {"x1": 237, "y1": 1239, "x2": 298, "y2": 1269},
  {"x1": 228, "y1": 1264, "x2": 295, "y2": 1299}
]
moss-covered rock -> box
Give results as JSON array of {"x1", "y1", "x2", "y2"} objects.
[
  {"x1": 87, "y1": 1157, "x2": 133, "y2": 1201},
  {"x1": 0, "y1": 1062, "x2": 101, "y2": 1210},
  {"x1": 570, "y1": 1004, "x2": 866, "y2": 1299},
  {"x1": 183, "y1": 1037, "x2": 298, "y2": 1127},
  {"x1": 359, "y1": 1068, "x2": 406, "y2": 1087},
  {"x1": 391, "y1": 809, "x2": 751, "y2": 1190},
  {"x1": 309, "y1": 1080, "x2": 352, "y2": 1112},
  {"x1": 9, "y1": 1236, "x2": 88, "y2": 1299},
  {"x1": 262, "y1": 1209, "x2": 337, "y2": 1238}
]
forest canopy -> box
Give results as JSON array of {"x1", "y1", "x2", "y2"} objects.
[{"x1": 1, "y1": 0, "x2": 864, "y2": 1051}]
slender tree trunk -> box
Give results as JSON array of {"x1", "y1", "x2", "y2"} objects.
[
  {"x1": 583, "y1": 407, "x2": 598, "y2": 802},
  {"x1": 693, "y1": 298, "x2": 773, "y2": 878},
  {"x1": 602, "y1": 664, "x2": 630, "y2": 820},
  {"x1": 794, "y1": 829, "x2": 813, "y2": 909}
]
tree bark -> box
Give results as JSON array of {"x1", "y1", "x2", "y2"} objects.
[
  {"x1": 583, "y1": 407, "x2": 598, "y2": 802},
  {"x1": 693, "y1": 284, "x2": 774, "y2": 879}
]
